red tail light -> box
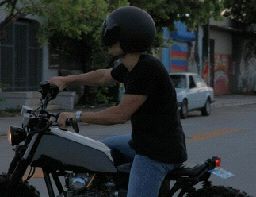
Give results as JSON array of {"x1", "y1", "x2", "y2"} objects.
[
  {"x1": 212, "y1": 156, "x2": 221, "y2": 167},
  {"x1": 215, "y1": 158, "x2": 221, "y2": 167}
]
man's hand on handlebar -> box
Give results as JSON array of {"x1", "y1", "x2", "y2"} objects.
[
  {"x1": 58, "y1": 112, "x2": 75, "y2": 129},
  {"x1": 48, "y1": 76, "x2": 67, "y2": 91}
]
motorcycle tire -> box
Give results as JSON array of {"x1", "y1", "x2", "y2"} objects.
[
  {"x1": 191, "y1": 185, "x2": 250, "y2": 197},
  {"x1": 0, "y1": 174, "x2": 40, "y2": 197}
]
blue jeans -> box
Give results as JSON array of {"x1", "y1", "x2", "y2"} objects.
[
  {"x1": 102, "y1": 135, "x2": 175, "y2": 197},
  {"x1": 128, "y1": 155, "x2": 175, "y2": 197}
]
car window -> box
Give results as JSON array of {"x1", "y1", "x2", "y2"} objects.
[
  {"x1": 194, "y1": 75, "x2": 207, "y2": 87},
  {"x1": 189, "y1": 76, "x2": 196, "y2": 88},
  {"x1": 170, "y1": 75, "x2": 186, "y2": 88}
]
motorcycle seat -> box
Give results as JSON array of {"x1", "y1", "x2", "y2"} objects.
[
  {"x1": 167, "y1": 161, "x2": 207, "y2": 179},
  {"x1": 101, "y1": 135, "x2": 208, "y2": 177}
]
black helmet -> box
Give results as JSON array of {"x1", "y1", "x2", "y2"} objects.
[{"x1": 102, "y1": 6, "x2": 156, "y2": 53}]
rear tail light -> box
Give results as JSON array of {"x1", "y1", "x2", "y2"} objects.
[{"x1": 212, "y1": 156, "x2": 221, "y2": 167}]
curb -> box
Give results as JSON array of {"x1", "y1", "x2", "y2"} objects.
[{"x1": 212, "y1": 96, "x2": 256, "y2": 108}]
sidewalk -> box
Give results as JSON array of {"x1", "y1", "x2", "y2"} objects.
[
  {"x1": 0, "y1": 95, "x2": 256, "y2": 136},
  {"x1": 212, "y1": 95, "x2": 256, "y2": 108}
]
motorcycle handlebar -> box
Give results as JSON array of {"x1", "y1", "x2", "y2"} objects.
[
  {"x1": 52, "y1": 114, "x2": 79, "y2": 133},
  {"x1": 39, "y1": 82, "x2": 80, "y2": 133},
  {"x1": 66, "y1": 118, "x2": 80, "y2": 133},
  {"x1": 40, "y1": 81, "x2": 60, "y2": 100}
]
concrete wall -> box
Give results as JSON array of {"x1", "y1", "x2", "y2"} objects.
[
  {"x1": 209, "y1": 18, "x2": 232, "y2": 28},
  {"x1": 42, "y1": 45, "x2": 58, "y2": 81},
  {"x1": 236, "y1": 39, "x2": 256, "y2": 92},
  {"x1": 210, "y1": 30, "x2": 232, "y2": 54},
  {"x1": 210, "y1": 29, "x2": 232, "y2": 95},
  {"x1": 0, "y1": 91, "x2": 76, "y2": 110}
]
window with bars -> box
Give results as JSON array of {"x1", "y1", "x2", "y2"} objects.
[{"x1": 0, "y1": 19, "x2": 42, "y2": 91}]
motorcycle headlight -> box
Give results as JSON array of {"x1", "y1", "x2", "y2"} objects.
[{"x1": 7, "y1": 126, "x2": 26, "y2": 145}]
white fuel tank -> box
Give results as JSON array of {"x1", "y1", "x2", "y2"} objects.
[{"x1": 32, "y1": 128, "x2": 116, "y2": 173}]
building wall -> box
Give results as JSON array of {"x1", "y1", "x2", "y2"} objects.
[
  {"x1": 210, "y1": 29, "x2": 232, "y2": 95},
  {"x1": 235, "y1": 39, "x2": 256, "y2": 93},
  {"x1": 42, "y1": 45, "x2": 58, "y2": 81}
]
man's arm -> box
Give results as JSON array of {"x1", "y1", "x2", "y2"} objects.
[
  {"x1": 49, "y1": 68, "x2": 115, "y2": 90},
  {"x1": 57, "y1": 94, "x2": 147, "y2": 127},
  {"x1": 81, "y1": 94, "x2": 147, "y2": 125}
]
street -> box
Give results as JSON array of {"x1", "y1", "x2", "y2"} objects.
[{"x1": 0, "y1": 104, "x2": 255, "y2": 196}]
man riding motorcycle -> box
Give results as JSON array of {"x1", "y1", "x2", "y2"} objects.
[{"x1": 49, "y1": 6, "x2": 187, "y2": 197}]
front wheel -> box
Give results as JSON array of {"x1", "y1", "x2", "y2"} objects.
[
  {"x1": 191, "y1": 185, "x2": 250, "y2": 197},
  {"x1": 0, "y1": 174, "x2": 40, "y2": 197},
  {"x1": 201, "y1": 99, "x2": 211, "y2": 116},
  {"x1": 180, "y1": 100, "x2": 188, "y2": 119}
]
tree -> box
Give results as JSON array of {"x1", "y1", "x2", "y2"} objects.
[
  {"x1": 127, "y1": 0, "x2": 225, "y2": 48},
  {"x1": 0, "y1": 0, "x2": 227, "y2": 103},
  {"x1": 129, "y1": 0, "x2": 224, "y2": 30},
  {"x1": 1, "y1": 0, "x2": 226, "y2": 51},
  {"x1": 0, "y1": 0, "x2": 129, "y2": 104},
  {"x1": 0, "y1": 0, "x2": 109, "y2": 40},
  {"x1": 223, "y1": 0, "x2": 256, "y2": 26},
  {"x1": 0, "y1": 0, "x2": 21, "y2": 32}
]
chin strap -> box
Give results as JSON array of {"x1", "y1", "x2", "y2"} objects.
[{"x1": 109, "y1": 53, "x2": 126, "y2": 67}]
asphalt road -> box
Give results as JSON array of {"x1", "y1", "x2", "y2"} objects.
[{"x1": 0, "y1": 104, "x2": 255, "y2": 196}]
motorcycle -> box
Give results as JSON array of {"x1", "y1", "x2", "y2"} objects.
[{"x1": 0, "y1": 81, "x2": 250, "y2": 197}]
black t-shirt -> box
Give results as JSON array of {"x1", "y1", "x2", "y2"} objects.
[{"x1": 111, "y1": 54, "x2": 187, "y2": 163}]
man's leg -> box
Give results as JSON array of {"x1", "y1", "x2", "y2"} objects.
[
  {"x1": 102, "y1": 134, "x2": 135, "y2": 159},
  {"x1": 127, "y1": 155, "x2": 175, "y2": 197}
]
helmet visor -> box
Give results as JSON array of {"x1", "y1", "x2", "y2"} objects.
[{"x1": 101, "y1": 17, "x2": 120, "y2": 47}]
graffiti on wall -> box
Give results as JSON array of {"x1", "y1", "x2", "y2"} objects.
[
  {"x1": 214, "y1": 54, "x2": 231, "y2": 95},
  {"x1": 161, "y1": 25, "x2": 198, "y2": 73},
  {"x1": 238, "y1": 41, "x2": 256, "y2": 92},
  {"x1": 170, "y1": 41, "x2": 198, "y2": 73},
  {"x1": 170, "y1": 42, "x2": 188, "y2": 72}
]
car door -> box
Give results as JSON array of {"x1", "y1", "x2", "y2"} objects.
[
  {"x1": 186, "y1": 75, "x2": 199, "y2": 110},
  {"x1": 193, "y1": 75, "x2": 206, "y2": 108}
]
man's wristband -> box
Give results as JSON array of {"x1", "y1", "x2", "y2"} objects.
[{"x1": 75, "y1": 110, "x2": 83, "y2": 122}]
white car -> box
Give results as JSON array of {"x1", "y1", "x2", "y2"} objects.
[{"x1": 170, "y1": 72, "x2": 214, "y2": 118}]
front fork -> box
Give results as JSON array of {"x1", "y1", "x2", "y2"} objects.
[
  {"x1": 7, "y1": 133, "x2": 42, "y2": 190},
  {"x1": 7, "y1": 145, "x2": 64, "y2": 197},
  {"x1": 7, "y1": 145, "x2": 27, "y2": 175},
  {"x1": 7, "y1": 144, "x2": 31, "y2": 189}
]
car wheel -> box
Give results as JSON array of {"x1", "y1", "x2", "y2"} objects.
[
  {"x1": 180, "y1": 100, "x2": 188, "y2": 119},
  {"x1": 201, "y1": 98, "x2": 211, "y2": 116}
]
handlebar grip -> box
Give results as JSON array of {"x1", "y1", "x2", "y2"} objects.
[{"x1": 66, "y1": 118, "x2": 79, "y2": 133}]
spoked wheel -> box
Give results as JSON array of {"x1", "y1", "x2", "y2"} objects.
[
  {"x1": 0, "y1": 174, "x2": 40, "y2": 197},
  {"x1": 191, "y1": 185, "x2": 250, "y2": 197}
]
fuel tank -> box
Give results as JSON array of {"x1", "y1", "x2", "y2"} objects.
[{"x1": 32, "y1": 128, "x2": 117, "y2": 173}]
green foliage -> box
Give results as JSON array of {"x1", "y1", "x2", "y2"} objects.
[
  {"x1": 0, "y1": 108, "x2": 20, "y2": 117},
  {"x1": 96, "y1": 86, "x2": 113, "y2": 104},
  {"x1": 108, "y1": 0, "x2": 129, "y2": 11},
  {"x1": 223, "y1": 0, "x2": 256, "y2": 25},
  {"x1": 129, "y1": 0, "x2": 225, "y2": 30},
  {"x1": 1, "y1": 0, "x2": 225, "y2": 54},
  {"x1": 1, "y1": 0, "x2": 232, "y2": 106},
  {"x1": 127, "y1": 0, "x2": 225, "y2": 48},
  {"x1": 21, "y1": 0, "x2": 109, "y2": 42}
]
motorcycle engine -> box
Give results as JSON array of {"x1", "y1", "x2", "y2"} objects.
[
  {"x1": 65, "y1": 173, "x2": 123, "y2": 197},
  {"x1": 65, "y1": 173, "x2": 95, "y2": 191}
]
